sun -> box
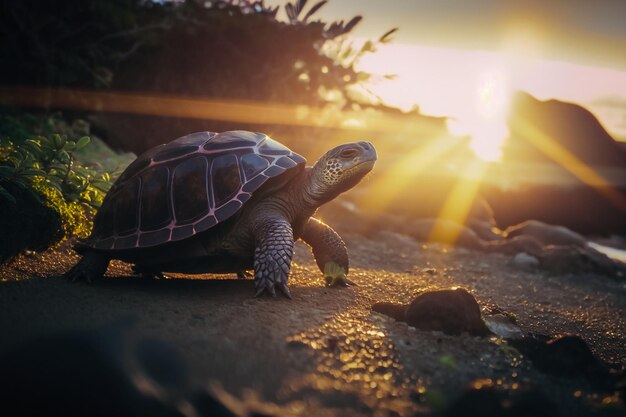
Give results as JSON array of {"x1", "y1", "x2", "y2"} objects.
[{"x1": 448, "y1": 70, "x2": 511, "y2": 161}]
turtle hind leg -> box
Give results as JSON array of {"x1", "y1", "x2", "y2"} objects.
[{"x1": 65, "y1": 251, "x2": 110, "y2": 283}]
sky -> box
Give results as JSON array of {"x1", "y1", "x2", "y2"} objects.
[{"x1": 270, "y1": 0, "x2": 626, "y2": 158}]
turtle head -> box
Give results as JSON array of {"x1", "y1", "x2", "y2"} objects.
[{"x1": 307, "y1": 141, "x2": 377, "y2": 203}]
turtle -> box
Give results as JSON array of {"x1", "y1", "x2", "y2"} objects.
[{"x1": 66, "y1": 130, "x2": 377, "y2": 298}]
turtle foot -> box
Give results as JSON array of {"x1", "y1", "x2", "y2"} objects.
[
  {"x1": 322, "y1": 262, "x2": 354, "y2": 287},
  {"x1": 325, "y1": 274, "x2": 357, "y2": 287},
  {"x1": 64, "y1": 252, "x2": 109, "y2": 283},
  {"x1": 254, "y1": 280, "x2": 292, "y2": 299},
  {"x1": 65, "y1": 264, "x2": 95, "y2": 283}
]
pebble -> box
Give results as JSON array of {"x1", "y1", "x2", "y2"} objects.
[
  {"x1": 373, "y1": 288, "x2": 491, "y2": 336},
  {"x1": 371, "y1": 302, "x2": 407, "y2": 321},
  {"x1": 513, "y1": 252, "x2": 539, "y2": 270},
  {"x1": 484, "y1": 314, "x2": 524, "y2": 339}
]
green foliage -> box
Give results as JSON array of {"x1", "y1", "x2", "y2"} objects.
[
  {"x1": 0, "y1": 132, "x2": 113, "y2": 262},
  {"x1": 0, "y1": 108, "x2": 57, "y2": 143}
]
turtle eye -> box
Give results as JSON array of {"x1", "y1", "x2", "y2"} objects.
[{"x1": 339, "y1": 148, "x2": 359, "y2": 159}]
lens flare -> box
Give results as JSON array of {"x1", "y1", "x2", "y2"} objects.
[{"x1": 447, "y1": 70, "x2": 511, "y2": 162}]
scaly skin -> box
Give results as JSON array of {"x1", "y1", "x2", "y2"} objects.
[
  {"x1": 253, "y1": 218, "x2": 294, "y2": 298},
  {"x1": 300, "y1": 218, "x2": 353, "y2": 286}
]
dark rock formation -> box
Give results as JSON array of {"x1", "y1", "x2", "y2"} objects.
[{"x1": 373, "y1": 288, "x2": 491, "y2": 336}]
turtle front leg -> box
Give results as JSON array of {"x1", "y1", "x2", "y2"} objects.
[
  {"x1": 301, "y1": 218, "x2": 353, "y2": 287},
  {"x1": 253, "y1": 218, "x2": 294, "y2": 298}
]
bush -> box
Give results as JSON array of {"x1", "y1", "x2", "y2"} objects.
[{"x1": 0, "y1": 132, "x2": 112, "y2": 263}]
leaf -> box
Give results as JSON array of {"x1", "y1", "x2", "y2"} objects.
[
  {"x1": 20, "y1": 168, "x2": 47, "y2": 177},
  {"x1": 75, "y1": 136, "x2": 90, "y2": 150},
  {"x1": 52, "y1": 134, "x2": 66, "y2": 150},
  {"x1": 267, "y1": 6, "x2": 279, "y2": 18},
  {"x1": 24, "y1": 139, "x2": 43, "y2": 156},
  {"x1": 324, "y1": 21, "x2": 342, "y2": 39},
  {"x1": 58, "y1": 150, "x2": 71, "y2": 163},
  {"x1": 294, "y1": 0, "x2": 307, "y2": 17},
  {"x1": 0, "y1": 185, "x2": 16, "y2": 204},
  {"x1": 11, "y1": 179, "x2": 30, "y2": 191},
  {"x1": 303, "y1": 0, "x2": 326, "y2": 22},
  {"x1": 285, "y1": 3, "x2": 296, "y2": 23},
  {"x1": 378, "y1": 28, "x2": 398, "y2": 43},
  {"x1": 39, "y1": 136, "x2": 54, "y2": 150},
  {"x1": 360, "y1": 40, "x2": 374, "y2": 53},
  {"x1": 46, "y1": 181, "x2": 63, "y2": 193},
  {"x1": 341, "y1": 45, "x2": 354, "y2": 60},
  {"x1": 0, "y1": 165, "x2": 15, "y2": 178},
  {"x1": 343, "y1": 16, "x2": 362, "y2": 34}
]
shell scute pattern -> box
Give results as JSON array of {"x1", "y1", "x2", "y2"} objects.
[
  {"x1": 88, "y1": 131, "x2": 305, "y2": 250},
  {"x1": 172, "y1": 156, "x2": 209, "y2": 223},
  {"x1": 139, "y1": 165, "x2": 171, "y2": 230},
  {"x1": 211, "y1": 154, "x2": 242, "y2": 206}
]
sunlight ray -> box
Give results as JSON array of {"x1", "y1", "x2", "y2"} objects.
[
  {"x1": 0, "y1": 86, "x2": 443, "y2": 137},
  {"x1": 510, "y1": 117, "x2": 626, "y2": 211},
  {"x1": 428, "y1": 160, "x2": 488, "y2": 245},
  {"x1": 360, "y1": 137, "x2": 460, "y2": 214}
]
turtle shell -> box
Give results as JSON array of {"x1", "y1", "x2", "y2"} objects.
[{"x1": 87, "y1": 131, "x2": 306, "y2": 250}]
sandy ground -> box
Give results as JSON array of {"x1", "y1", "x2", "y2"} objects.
[{"x1": 0, "y1": 231, "x2": 625, "y2": 416}]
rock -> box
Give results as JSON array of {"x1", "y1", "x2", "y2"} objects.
[
  {"x1": 372, "y1": 290, "x2": 492, "y2": 336},
  {"x1": 504, "y1": 220, "x2": 587, "y2": 248},
  {"x1": 540, "y1": 245, "x2": 626, "y2": 276},
  {"x1": 468, "y1": 219, "x2": 504, "y2": 241},
  {"x1": 512, "y1": 252, "x2": 539, "y2": 270},
  {"x1": 486, "y1": 235, "x2": 543, "y2": 257},
  {"x1": 510, "y1": 334, "x2": 601, "y2": 377},
  {"x1": 484, "y1": 314, "x2": 524, "y2": 339},
  {"x1": 371, "y1": 302, "x2": 408, "y2": 321},
  {"x1": 406, "y1": 219, "x2": 483, "y2": 249},
  {"x1": 404, "y1": 288, "x2": 491, "y2": 336}
]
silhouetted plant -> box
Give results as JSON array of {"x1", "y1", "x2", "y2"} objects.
[
  {"x1": 0, "y1": 0, "x2": 395, "y2": 106},
  {"x1": 0, "y1": 0, "x2": 152, "y2": 88}
]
